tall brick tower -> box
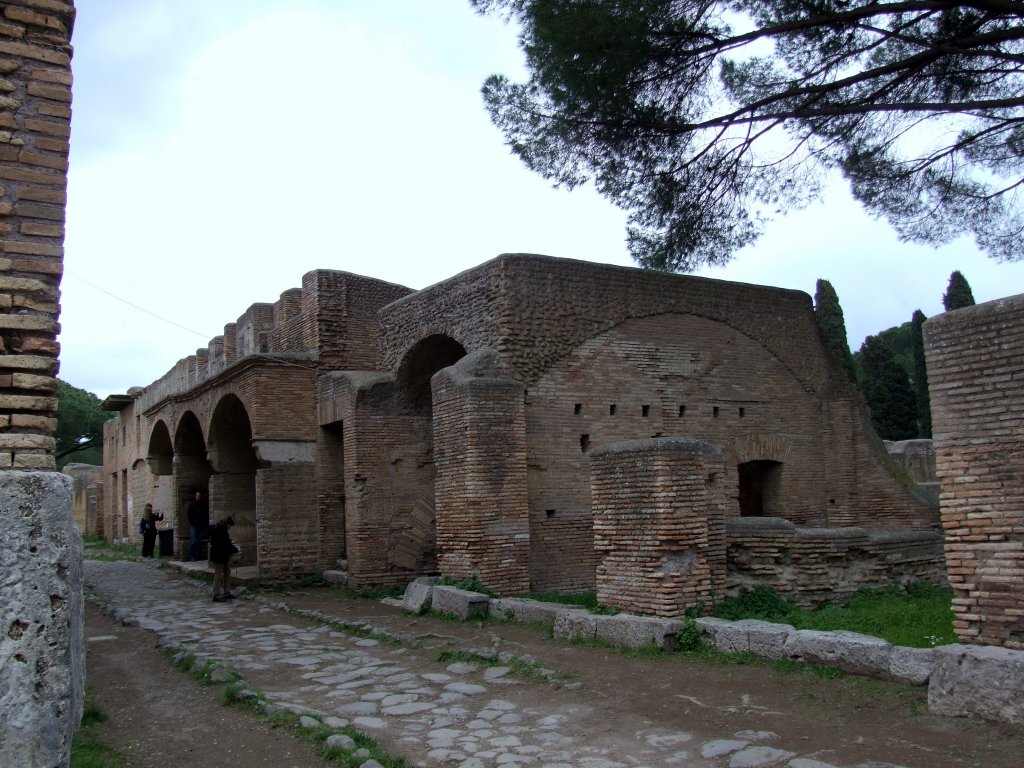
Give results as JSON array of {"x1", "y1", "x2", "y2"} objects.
[{"x1": 0, "y1": 2, "x2": 82, "y2": 766}]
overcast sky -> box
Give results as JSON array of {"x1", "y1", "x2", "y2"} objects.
[{"x1": 61, "y1": 0, "x2": 1024, "y2": 399}]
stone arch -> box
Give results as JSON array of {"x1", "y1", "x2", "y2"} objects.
[
  {"x1": 173, "y1": 411, "x2": 212, "y2": 556},
  {"x1": 396, "y1": 334, "x2": 468, "y2": 412},
  {"x1": 207, "y1": 394, "x2": 258, "y2": 566},
  {"x1": 147, "y1": 420, "x2": 173, "y2": 476},
  {"x1": 387, "y1": 334, "x2": 468, "y2": 574}
]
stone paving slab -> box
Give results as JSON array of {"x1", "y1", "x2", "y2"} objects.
[{"x1": 85, "y1": 560, "x2": 920, "y2": 768}]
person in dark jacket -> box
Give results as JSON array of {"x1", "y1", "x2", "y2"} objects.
[
  {"x1": 208, "y1": 515, "x2": 239, "y2": 602},
  {"x1": 139, "y1": 503, "x2": 163, "y2": 557}
]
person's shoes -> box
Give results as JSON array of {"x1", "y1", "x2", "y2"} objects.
[
  {"x1": 212, "y1": 595, "x2": 224, "y2": 602},
  {"x1": 224, "y1": 593, "x2": 237, "y2": 600}
]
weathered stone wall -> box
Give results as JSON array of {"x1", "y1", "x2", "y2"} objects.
[
  {"x1": 924, "y1": 294, "x2": 1024, "y2": 648},
  {"x1": 591, "y1": 438, "x2": 727, "y2": 617},
  {"x1": 725, "y1": 517, "x2": 947, "y2": 607},
  {"x1": 255, "y1": 462, "x2": 318, "y2": 582},
  {"x1": 0, "y1": 4, "x2": 80, "y2": 765}
]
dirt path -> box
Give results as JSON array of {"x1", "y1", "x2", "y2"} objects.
[{"x1": 84, "y1": 600, "x2": 337, "y2": 768}]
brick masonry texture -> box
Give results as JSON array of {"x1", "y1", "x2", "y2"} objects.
[
  {"x1": 924, "y1": 294, "x2": 1024, "y2": 649},
  {"x1": 0, "y1": 0, "x2": 75, "y2": 470},
  {"x1": 103, "y1": 254, "x2": 936, "y2": 601}
]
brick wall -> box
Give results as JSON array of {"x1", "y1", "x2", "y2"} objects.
[
  {"x1": 0, "y1": 0, "x2": 75, "y2": 470},
  {"x1": 432, "y1": 350, "x2": 530, "y2": 595},
  {"x1": 725, "y1": 518, "x2": 946, "y2": 607},
  {"x1": 256, "y1": 462, "x2": 318, "y2": 582},
  {"x1": 591, "y1": 438, "x2": 728, "y2": 617},
  {"x1": 924, "y1": 294, "x2": 1024, "y2": 648}
]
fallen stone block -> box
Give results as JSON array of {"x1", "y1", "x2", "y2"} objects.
[
  {"x1": 489, "y1": 597, "x2": 562, "y2": 625},
  {"x1": 402, "y1": 581, "x2": 433, "y2": 614},
  {"x1": 593, "y1": 614, "x2": 683, "y2": 650},
  {"x1": 928, "y1": 644, "x2": 1024, "y2": 724},
  {"x1": 784, "y1": 629, "x2": 892, "y2": 676},
  {"x1": 552, "y1": 608, "x2": 598, "y2": 641},
  {"x1": 323, "y1": 570, "x2": 347, "y2": 586},
  {"x1": 431, "y1": 585, "x2": 489, "y2": 620}
]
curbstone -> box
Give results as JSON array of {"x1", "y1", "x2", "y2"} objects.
[
  {"x1": 928, "y1": 644, "x2": 1024, "y2": 724},
  {"x1": 783, "y1": 629, "x2": 892, "y2": 675},
  {"x1": 489, "y1": 597, "x2": 563, "y2": 624},
  {"x1": 431, "y1": 585, "x2": 489, "y2": 620},
  {"x1": 593, "y1": 614, "x2": 683, "y2": 650},
  {"x1": 552, "y1": 608, "x2": 598, "y2": 641}
]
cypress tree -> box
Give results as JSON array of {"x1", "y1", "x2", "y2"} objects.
[
  {"x1": 942, "y1": 270, "x2": 976, "y2": 311},
  {"x1": 860, "y1": 335, "x2": 918, "y2": 441},
  {"x1": 910, "y1": 310, "x2": 931, "y2": 438},
  {"x1": 814, "y1": 278, "x2": 857, "y2": 382}
]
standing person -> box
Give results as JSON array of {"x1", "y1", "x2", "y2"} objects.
[
  {"x1": 139, "y1": 503, "x2": 163, "y2": 558},
  {"x1": 186, "y1": 490, "x2": 209, "y2": 561},
  {"x1": 208, "y1": 515, "x2": 239, "y2": 602}
]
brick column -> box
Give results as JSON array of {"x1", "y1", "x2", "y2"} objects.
[
  {"x1": 591, "y1": 437, "x2": 727, "y2": 617},
  {"x1": 924, "y1": 294, "x2": 1024, "y2": 648},
  {"x1": 0, "y1": 0, "x2": 73, "y2": 469},
  {"x1": 432, "y1": 350, "x2": 530, "y2": 595}
]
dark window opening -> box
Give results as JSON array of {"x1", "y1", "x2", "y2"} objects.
[
  {"x1": 609, "y1": 404, "x2": 617, "y2": 416},
  {"x1": 713, "y1": 406, "x2": 720, "y2": 418},
  {"x1": 738, "y1": 460, "x2": 783, "y2": 517},
  {"x1": 678, "y1": 405, "x2": 686, "y2": 417},
  {"x1": 739, "y1": 407, "x2": 745, "y2": 418},
  {"x1": 574, "y1": 403, "x2": 582, "y2": 415},
  {"x1": 641, "y1": 404, "x2": 650, "y2": 418},
  {"x1": 546, "y1": 509, "x2": 556, "y2": 518},
  {"x1": 580, "y1": 434, "x2": 590, "y2": 453}
]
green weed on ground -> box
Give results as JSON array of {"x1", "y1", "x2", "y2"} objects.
[
  {"x1": 70, "y1": 690, "x2": 126, "y2": 768},
  {"x1": 713, "y1": 582, "x2": 956, "y2": 648}
]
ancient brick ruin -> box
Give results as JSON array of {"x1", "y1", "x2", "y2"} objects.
[
  {"x1": 101, "y1": 254, "x2": 944, "y2": 611},
  {"x1": 925, "y1": 294, "x2": 1024, "y2": 650},
  {"x1": 0, "y1": 2, "x2": 83, "y2": 766}
]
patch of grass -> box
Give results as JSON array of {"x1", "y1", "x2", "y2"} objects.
[
  {"x1": 437, "y1": 574, "x2": 498, "y2": 598},
  {"x1": 71, "y1": 689, "x2": 126, "y2": 768},
  {"x1": 712, "y1": 582, "x2": 955, "y2": 648},
  {"x1": 527, "y1": 590, "x2": 599, "y2": 610},
  {"x1": 264, "y1": 574, "x2": 329, "y2": 592},
  {"x1": 82, "y1": 540, "x2": 140, "y2": 563},
  {"x1": 345, "y1": 584, "x2": 406, "y2": 600}
]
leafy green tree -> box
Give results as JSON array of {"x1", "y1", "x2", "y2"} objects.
[
  {"x1": 911, "y1": 309, "x2": 931, "y2": 438},
  {"x1": 55, "y1": 380, "x2": 110, "y2": 468},
  {"x1": 473, "y1": 1, "x2": 1024, "y2": 271},
  {"x1": 813, "y1": 279, "x2": 856, "y2": 382},
  {"x1": 859, "y1": 335, "x2": 918, "y2": 441},
  {"x1": 943, "y1": 270, "x2": 977, "y2": 311}
]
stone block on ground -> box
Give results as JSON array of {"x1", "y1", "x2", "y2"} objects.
[
  {"x1": 928, "y1": 644, "x2": 1024, "y2": 724},
  {"x1": 552, "y1": 608, "x2": 598, "y2": 641},
  {"x1": 488, "y1": 597, "x2": 562, "y2": 625},
  {"x1": 784, "y1": 629, "x2": 892, "y2": 676},
  {"x1": 402, "y1": 581, "x2": 433, "y2": 614},
  {"x1": 696, "y1": 616, "x2": 751, "y2": 654},
  {"x1": 593, "y1": 613, "x2": 683, "y2": 650},
  {"x1": 734, "y1": 619, "x2": 794, "y2": 660},
  {"x1": 323, "y1": 570, "x2": 347, "y2": 586},
  {"x1": 887, "y1": 645, "x2": 934, "y2": 685},
  {"x1": 430, "y1": 585, "x2": 489, "y2": 620}
]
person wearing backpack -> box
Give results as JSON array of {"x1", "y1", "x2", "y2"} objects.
[
  {"x1": 139, "y1": 504, "x2": 163, "y2": 558},
  {"x1": 208, "y1": 515, "x2": 240, "y2": 602}
]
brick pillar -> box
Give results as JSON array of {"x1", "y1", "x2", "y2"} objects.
[
  {"x1": 924, "y1": 294, "x2": 1024, "y2": 649},
  {"x1": 0, "y1": 3, "x2": 81, "y2": 766},
  {"x1": 432, "y1": 350, "x2": 530, "y2": 596},
  {"x1": 591, "y1": 437, "x2": 727, "y2": 617}
]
